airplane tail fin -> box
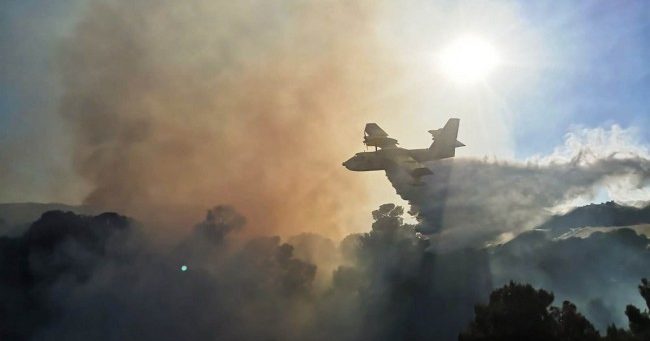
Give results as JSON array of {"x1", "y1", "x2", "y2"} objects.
[{"x1": 428, "y1": 118, "x2": 465, "y2": 158}]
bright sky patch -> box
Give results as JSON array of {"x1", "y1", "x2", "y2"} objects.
[{"x1": 438, "y1": 35, "x2": 500, "y2": 84}]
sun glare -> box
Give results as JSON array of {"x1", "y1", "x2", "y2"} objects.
[{"x1": 438, "y1": 35, "x2": 500, "y2": 84}]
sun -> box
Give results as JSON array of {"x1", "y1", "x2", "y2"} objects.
[{"x1": 438, "y1": 35, "x2": 500, "y2": 84}]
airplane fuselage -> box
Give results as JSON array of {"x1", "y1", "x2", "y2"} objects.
[
  {"x1": 342, "y1": 147, "x2": 450, "y2": 172},
  {"x1": 342, "y1": 151, "x2": 388, "y2": 172}
]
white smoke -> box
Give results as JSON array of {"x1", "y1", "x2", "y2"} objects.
[{"x1": 386, "y1": 124, "x2": 650, "y2": 251}]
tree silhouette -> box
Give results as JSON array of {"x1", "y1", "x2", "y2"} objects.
[
  {"x1": 602, "y1": 278, "x2": 650, "y2": 341},
  {"x1": 550, "y1": 300, "x2": 600, "y2": 341},
  {"x1": 459, "y1": 282, "x2": 558, "y2": 341},
  {"x1": 463, "y1": 279, "x2": 650, "y2": 341},
  {"x1": 620, "y1": 278, "x2": 650, "y2": 340},
  {"x1": 460, "y1": 282, "x2": 598, "y2": 341}
]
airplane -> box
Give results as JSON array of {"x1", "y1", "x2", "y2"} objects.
[{"x1": 342, "y1": 118, "x2": 464, "y2": 184}]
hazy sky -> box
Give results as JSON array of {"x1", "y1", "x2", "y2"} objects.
[{"x1": 1, "y1": 0, "x2": 649, "y2": 211}]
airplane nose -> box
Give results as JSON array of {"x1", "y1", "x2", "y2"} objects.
[{"x1": 343, "y1": 156, "x2": 358, "y2": 170}]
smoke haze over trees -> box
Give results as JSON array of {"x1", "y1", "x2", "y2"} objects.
[{"x1": 1, "y1": 201, "x2": 649, "y2": 340}]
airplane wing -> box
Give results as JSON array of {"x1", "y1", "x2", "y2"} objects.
[
  {"x1": 364, "y1": 123, "x2": 389, "y2": 137},
  {"x1": 385, "y1": 153, "x2": 433, "y2": 186},
  {"x1": 364, "y1": 123, "x2": 398, "y2": 149}
]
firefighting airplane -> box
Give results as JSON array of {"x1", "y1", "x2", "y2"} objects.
[{"x1": 342, "y1": 118, "x2": 464, "y2": 184}]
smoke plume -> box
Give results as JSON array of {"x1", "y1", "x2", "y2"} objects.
[
  {"x1": 386, "y1": 126, "x2": 650, "y2": 250},
  {"x1": 59, "y1": 0, "x2": 391, "y2": 237}
]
